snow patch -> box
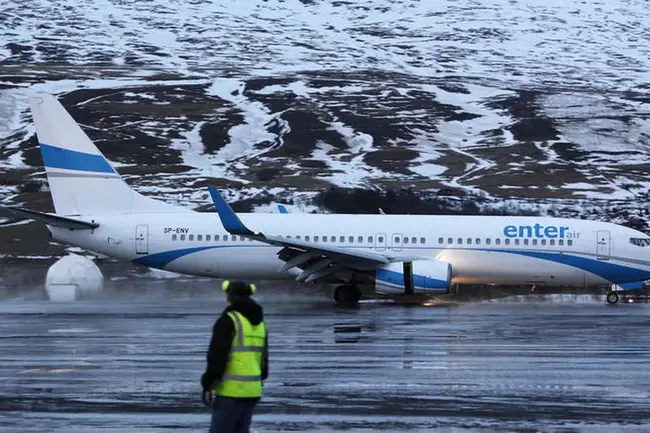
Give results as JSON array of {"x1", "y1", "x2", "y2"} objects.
[
  {"x1": 563, "y1": 182, "x2": 598, "y2": 190},
  {"x1": 206, "y1": 79, "x2": 276, "y2": 162},
  {"x1": 0, "y1": 90, "x2": 21, "y2": 139},
  {"x1": 146, "y1": 268, "x2": 185, "y2": 279}
]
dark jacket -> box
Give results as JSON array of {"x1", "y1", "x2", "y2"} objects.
[{"x1": 200, "y1": 298, "x2": 269, "y2": 398}]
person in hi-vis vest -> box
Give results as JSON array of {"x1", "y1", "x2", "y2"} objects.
[{"x1": 201, "y1": 280, "x2": 268, "y2": 433}]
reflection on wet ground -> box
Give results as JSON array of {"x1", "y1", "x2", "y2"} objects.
[{"x1": 1, "y1": 291, "x2": 649, "y2": 432}]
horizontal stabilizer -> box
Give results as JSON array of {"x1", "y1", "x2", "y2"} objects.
[{"x1": 0, "y1": 206, "x2": 99, "y2": 230}]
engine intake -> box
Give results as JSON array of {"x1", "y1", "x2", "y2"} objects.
[{"x1": 375, "y1": 260, "x2": 451, "y2": 294}]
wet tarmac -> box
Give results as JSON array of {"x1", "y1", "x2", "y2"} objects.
[{"x1": 1, "y1": 291, "x2": 650, "y2": 433}]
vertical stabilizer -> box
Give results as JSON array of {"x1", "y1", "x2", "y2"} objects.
[{"x1": 29, "y1": 93, "x2": 190, "y2": 216}]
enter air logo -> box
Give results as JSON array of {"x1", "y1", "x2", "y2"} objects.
[{"x1": 503, "y1": 224, "x2": 581, "y2": 239}]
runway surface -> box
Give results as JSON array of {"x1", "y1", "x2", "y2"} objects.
[{"x1": 1, "y1": 292, "x2": 649, "y2": 433}]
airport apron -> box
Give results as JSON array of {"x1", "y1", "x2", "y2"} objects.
[{"x1": 212, "y1": 311, "x2": 266, "y2": 398}]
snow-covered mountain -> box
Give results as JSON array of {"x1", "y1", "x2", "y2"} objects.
[{"x1": 1, "y1": 0, "x2": 649, "y2": 258}]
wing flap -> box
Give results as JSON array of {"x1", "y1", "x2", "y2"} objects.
[
  {"x1": 208, "y1": 186, "x2": 390, "y2": 261},
  {"x1": 208, "y1": 187, "x2": 401, "y2": 282},
  {"x1": 207, "y1": 186, "x2": 433, "y2": 283}
]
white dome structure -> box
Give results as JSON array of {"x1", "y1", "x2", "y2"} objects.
[{"x1": 45, "y1": 254, "x2": 104, "y2": 301}]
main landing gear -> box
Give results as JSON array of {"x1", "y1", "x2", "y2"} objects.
[
  {"x1": 606, "y1": 291, "x2": 619, "y2": 304},
  {"x1": 334, "y1": 284, "x2": 362, "y2": 305},
  {"x1": 606, "y1": 290, "x2": 650, "y2": 304}
]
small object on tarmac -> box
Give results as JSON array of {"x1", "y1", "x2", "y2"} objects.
[{"x1": 334, "y1": 324, "x2": 362, "y2": 333}]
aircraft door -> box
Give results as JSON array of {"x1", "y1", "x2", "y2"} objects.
[
  {"x1": 375, "y1": 233, "x2": 387, "y2": 251},
  {"x1": 135, "y1": 224, "x2": 149, "y2": 255},
  {"x1": 391, "y1": 233, "x2": 403, "y2": 252},
  {"x1": 596, "y1": 230, "x2": 611, "y2": 260}
]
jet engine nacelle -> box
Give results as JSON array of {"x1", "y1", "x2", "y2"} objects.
[{"x1": 375, "y1": 260, "x2": 451, "y2": 295}]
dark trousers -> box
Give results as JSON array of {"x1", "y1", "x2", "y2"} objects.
[{"x1": 209, "y1": 395, "x2": 257, "y2": 433}]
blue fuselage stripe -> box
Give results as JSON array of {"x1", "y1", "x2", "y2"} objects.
[
  {"x1": 132, "y1": 246, "x2": 216, "y2": 268},
  {"x1": 40, "y1": 143, "x2": 115, "y2": 173},
  {"x1": 498, "y1": 250, "x2": 650, "y2": 283},
  {"x1": 130, "y1": 245, "x2": 650, "y2": 284}
]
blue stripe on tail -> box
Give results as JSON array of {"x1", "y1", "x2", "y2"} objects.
[{"x1": 40, "y1": 143, "x2": 115, "y2": 173}]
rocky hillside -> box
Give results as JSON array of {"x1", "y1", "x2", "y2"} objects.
[{"x1": 1, "y1": 0, "x2": 649, "y2": 259}]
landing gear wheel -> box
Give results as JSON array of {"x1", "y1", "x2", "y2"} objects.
[
  {"x1": 606, "y1": 292, "x2": 619, "y2": 304},
  {"x1": 334, "y1": 285, "x2": 361, "y2": 305}
]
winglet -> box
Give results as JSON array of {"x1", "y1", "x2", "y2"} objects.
[
  {"x1": 208, "y1": 187, "x2": 256, "y2": 236},
  {"x1": 277, "y1": 204, "x2": 288, "y2": 214}
]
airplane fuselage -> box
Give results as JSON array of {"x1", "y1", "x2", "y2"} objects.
[{"x1": 48, "y1": 212, "x2": 650, "y2": 289}]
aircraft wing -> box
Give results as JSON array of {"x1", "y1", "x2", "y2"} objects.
[
  {"x1": 0, "y1": 205, "x2": 99, "y2": 230},
  {"x1": 208, "y1": 187, "x2": 420, "y2": 283}
]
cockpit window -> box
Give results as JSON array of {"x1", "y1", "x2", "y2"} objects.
[{"x1": 630, "y1": 238, "x2": 650, "y2": 247}]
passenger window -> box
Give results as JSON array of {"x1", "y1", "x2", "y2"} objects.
[
  {"x1": 305, "y1": 236, "x2": 310, "y2": 241},
  {"x1": 467, "y1": 238, "x2": 472, "y2": 245},
  {"x1": 504, "y1": 239, "x2": 509, "y2": 245},
  {"x1": 448, "y1": 238, "x2": 453, "y2": 244},
  {"x1": 331, "y1": 236, "x2": 336, "y2": 242},
  {"x1": 404, "y1": 237, "x2": 409, "y2": 244},
  {"x1": 296, "y1": 235, "x2": 301, "y2": 239},
  {"x1": 314, "y1": 236, "x2": 319, "y2": 242},
  {"x1": 514, "y1": 239, "x2": 520, "y2": 245},
  {"x1": 240, "y1": 236, "x2": 245, "y2": 241},
  {"x1": 368, "y1": 236, "x2": 373, "y2": 243},
  {"x1": 172, "y1": 234, "x2": 177, "y2": 241},
  {"x1": 197, "y1": 234, "x2": 203, "y2": 241},
  {"x1": 206, "y1": 235, "x2": 211, "y2": 241},
  {"x1": 438, "y1": 237, "x2": 444, "y2": 244},
  {"x1": 630, "y1": 238, "x2": 650, "y2": 247},
  {"x1": 395, "y1": 236, "x2": 400, "y2": 244},
  {"x1": 568, "y1": 240, "x2": 573, "y2": 246},
  {"x1": 495, "y1": 239, "x2": 501, "y2": 245},
  {"x1": 420, "y1": 237, "x2": 425, "y2": 244},
  {"x1": 541, "y1": 239, "x2": 546, "y2": 246},
  {"x1": 189, "y1": 234, "x2": 194, "y2": 241},
  {"x1": 476, "y1": 238, "x2": 481, "y2": 245},
  {"x1": 550, "y1": 239, "x2": 555, "y2": 246},
  {"x1": 378, "y1": 236, "x2": 383, "y2": 243},
  {"x1": 340, "y1": 236, "x2": 345, "y2": 243},
  {"x1": 523, "y1": 239, "x2": 528, "y2": 245},
  {"x1": 180, "y1": 234, "x2": 186, "y2": 241},
  {"x1": 411, "y1": 237, "x2": 416, "y2": 244},
  {"x1": 559, "y1": 239, "x2": 564, "y2": 246},
  {"x1": 532, "y1": 239, "x2": 537, "y2": 245},
  {"x1": 231, "y1": 235, "x2": 236, "y2": 241},
  {"x1": 358, "y1": 236, "x2": 363, "y2": 243},
  {"x1": 349, "y1": 236, "x2": 354, "y2": 243},
  {"x1": 457, "y1": 238, "x2": 463, "y2": 244}
]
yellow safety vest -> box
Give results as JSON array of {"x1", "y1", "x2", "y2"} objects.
[{"x1": 212, "y1": 311, "x2": 266, "y2": 398}]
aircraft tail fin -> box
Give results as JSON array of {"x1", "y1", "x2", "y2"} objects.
[{"x1": 29, "y1": 93, "x2": 189, "y2": 216}]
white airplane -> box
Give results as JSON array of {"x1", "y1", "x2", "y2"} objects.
[{"x1": 2, "y1": 93, "x2": 650, "y2": 305}]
